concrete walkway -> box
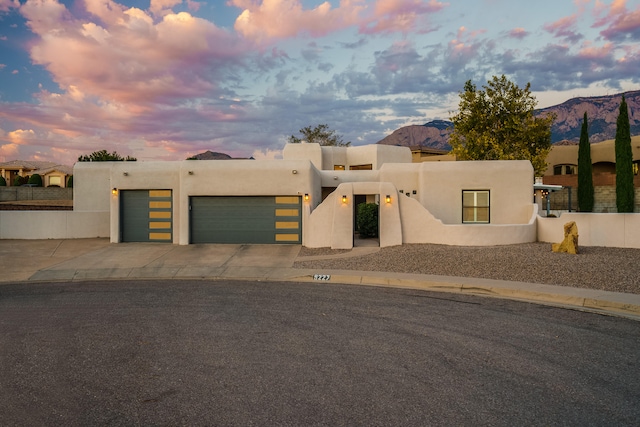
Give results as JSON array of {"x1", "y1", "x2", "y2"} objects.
[{"x1": 1, "y1": 238, "x2": 639, "y2": 320}]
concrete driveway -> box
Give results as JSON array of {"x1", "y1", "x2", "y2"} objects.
[{"x1": 0, "y1": 239, "x2": 302, "y2": 282}]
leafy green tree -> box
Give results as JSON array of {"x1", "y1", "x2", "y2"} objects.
[
  {"x1": 577, "y1": 112, "x2": 594, "y2": 212},
  {"x1": 287, "y1": 124, "x2": 351, "y2": 146},
  {"x1": 27, "y1": 174, "x2": 43, "y2": 187},
  {"x1": 67, "y1": 175, "x2": 73, "y2": 188},
  {"x1": 78, "y1": 150, "x2": 137, "y2": 162},
  {"x1": 615, "y1": 94, "x2": 634, "y2": 213},
  {"x1": 449, "y1": 75, "x2": 555, "y2": 176},
  {"x1": 0, "y1": 176, "x2": 6, "y2": 186}
]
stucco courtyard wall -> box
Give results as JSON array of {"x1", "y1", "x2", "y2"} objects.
[
  {"x1": 398, "y1": 196, "x2": 538, "y2": 246},
  {"x1": 537, "y1": 213, "x2": 640, "y2": 249}
]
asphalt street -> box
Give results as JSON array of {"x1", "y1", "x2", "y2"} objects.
[{"x1": 1, "y1": 279, "x2": 639, "y2": 426}]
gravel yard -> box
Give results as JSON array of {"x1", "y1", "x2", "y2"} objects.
[{"x1": 295, "y1": 243, "x2": 640, "y2": 295}]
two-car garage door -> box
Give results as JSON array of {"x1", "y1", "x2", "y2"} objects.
[{"x1": 190, "y1": 196, "x2": 301, "y2": 244}]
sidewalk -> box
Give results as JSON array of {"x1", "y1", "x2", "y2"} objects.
[{"x1": 1, "y1": 238, "x2": 639, "y2": 320}]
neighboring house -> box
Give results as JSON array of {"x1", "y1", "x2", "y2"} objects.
[
  {"x1": 71, "y1": 143, "x2": 537, "y2": 248},
  {"x1": 543, "y1": 135, "x2": 640, "y2": 187},
  {"x1": 0, "y1": 160, "x2": 72, "y2": 187}
]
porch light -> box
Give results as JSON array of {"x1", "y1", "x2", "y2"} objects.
[
  {"x1": 342, "y1": 195, "x2": 347, "y2": 204},
  {"x1": 112, "y1": 188, "x2": 118, "y2": 195},
  {"x1": 292, "y1": 169, "x2": 298, "y2": 174},
  {"x1": 304, "y1": 193, "x2": 309, "y2": 201},
  {"x1": 385, "y1": 195, "x2": 391, "y2": 204},
  {"x1": 188, "y1": 171, "x2": 194, "y2": 175},
  {"x1": 123, "y1": 172, "x2": 128, "y2": 176}
]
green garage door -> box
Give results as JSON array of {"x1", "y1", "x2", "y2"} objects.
[
  {"x1": 120, "y1": 190, "x2": 173, "y2": 243},
  {"x1": 190, "y1": 196, "x2": 301, "y2": 244}
]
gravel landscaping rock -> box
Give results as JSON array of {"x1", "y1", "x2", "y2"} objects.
[{"x1": 296, "y1": 243, "x2": 640, "y2": 295}]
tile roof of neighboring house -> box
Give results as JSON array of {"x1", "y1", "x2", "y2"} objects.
[
  {"x1": 29, "y1": 165, "x2": 74, "y2": 176},
  {"x1": 0, "y1": 160, "x2": 57, "y2": 170}
]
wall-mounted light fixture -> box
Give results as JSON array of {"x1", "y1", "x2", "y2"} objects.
[
  {"x1": 123, "y1": 172, "x2": 128, "y2": 176},
  {"x1": 304, "y1": 193, "x2": 309, "y2": 201},
  {"x1": 112, "y1": 188, "x2": 118, "y2": 195},
  {"x1": 385, "y1": 195, "x2": 391, "y2": 204},
  {"x1": 342, "y1": 195, "x2": 347, "y2": 204},
  {"x1": 333, "y1": 176, "x2": 338, "y2": 180},
  {"x1": 292, "y1": 169, "x2": 298, "y2": 174},
  {"x1": 188, "y1": 171, "x2": 194, "y2": 175}
]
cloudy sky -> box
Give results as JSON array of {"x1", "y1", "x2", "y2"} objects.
[{"x1": 0, "y1": 0, "x2": 639, "y2": 164}]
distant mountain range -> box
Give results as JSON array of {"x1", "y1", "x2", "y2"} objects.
[{"x1": 377, "y1": 90, "x2": 640, "y2": 149}]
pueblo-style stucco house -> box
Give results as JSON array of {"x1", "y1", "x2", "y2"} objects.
[{"x1": 70, "y1": 143, "x2": 537, "y2": 248}]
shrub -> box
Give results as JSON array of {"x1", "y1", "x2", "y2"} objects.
[
  {"x1": 13, "y1": 175, "x2": 28, "y2": 186},
  {"x1": 357, "y1": 203, "x2": 379, "y2": 238},
  {"x1": 67, "y1": 175, "x2": 73, "y2": 188},
  {"x1": 28, "y1": 174, "x2": 43, "y2": 187},
  {"x1": 0, "y1": 176, "x2": 6, "y2": 186}
]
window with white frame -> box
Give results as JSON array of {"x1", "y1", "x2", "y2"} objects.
[{"x1": 462, "y1": 190, "x2": 490, "y2": 223}]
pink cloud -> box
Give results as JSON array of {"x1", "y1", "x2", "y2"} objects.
[
  {"x1": 593, "y1": 0, "x2": 640, "y2": 40},
  {"x1": 0, "y1": 0, "x2": 19, "y2": 12},
  {"x1": 230, "y1": 0, "x2": 358, "y2": 41},
  {"x1": 361, "y1": 0, "x2": 446, "y2": 34},
  {"x1": 577, "y1": 41, "x2": 613, "y2": 60},
  {"x1": 21, "y1": 0, "x2": 245, "y2": 106},
  {"x1": 0, "y1": 0, "x2": 255, "y2": 164},
  {"x1": 149, "y1": 0, "x2": 182, "y2": 17},
  {"x1": 507, "y1": 28, "x2": 529, "y2": 39},
  {"x1": 543, "y1": 14, "x2": 583, "y2": 43},
  {"x1": 229, "y1": 0, "x2": 447, "y2": 42},
  {"x1": 445, "y1": 26, "x2": 485, "y2": 65}
]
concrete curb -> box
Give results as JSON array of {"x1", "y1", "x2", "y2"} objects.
[
  {"x1": 5, "y1": 267, "x2": 640, "y2": 320},
  {"x1": 285, "y1": 269, "x2": 640, "y2": 320}
]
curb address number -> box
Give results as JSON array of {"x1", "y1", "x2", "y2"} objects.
[{"x1": 313, "y1": 274, "x2": 331, "y2": 281}]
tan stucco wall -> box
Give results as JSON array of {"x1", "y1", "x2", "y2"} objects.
[
  {"x1": 283, "y1": 143, "x2": 411, "y2": 170},
  {"x1": 411, "y1": 160, "x2": 533, "y2": 224},
  {"x1": 73, "y1": 162, "x2": 113, "y2": 212},
  {"x1": 282, "y1": 143, "x2": 323, "y2": 169}
]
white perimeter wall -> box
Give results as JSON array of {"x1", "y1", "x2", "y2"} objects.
[
  {"x1": 0, "y1": 211, "x2": 109, "y2": 239},
  {"x1": 538, "y1": 213, "x2": 640, "y2": 249}
]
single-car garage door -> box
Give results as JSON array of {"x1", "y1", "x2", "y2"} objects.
[
  {"x1": 120, "y1": 190, "x2": 173, "y2": 243},
  {"x1": 190, "y1": 196, "x2": 301, "y2": 244}
]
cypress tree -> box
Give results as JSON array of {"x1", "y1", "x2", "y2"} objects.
[
  {"x1": 577, "y1": 112, "x2": 594, "y2": 212},
  {"x1": 615, "y1": 94, "x2": 634, "y2": 213}
]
